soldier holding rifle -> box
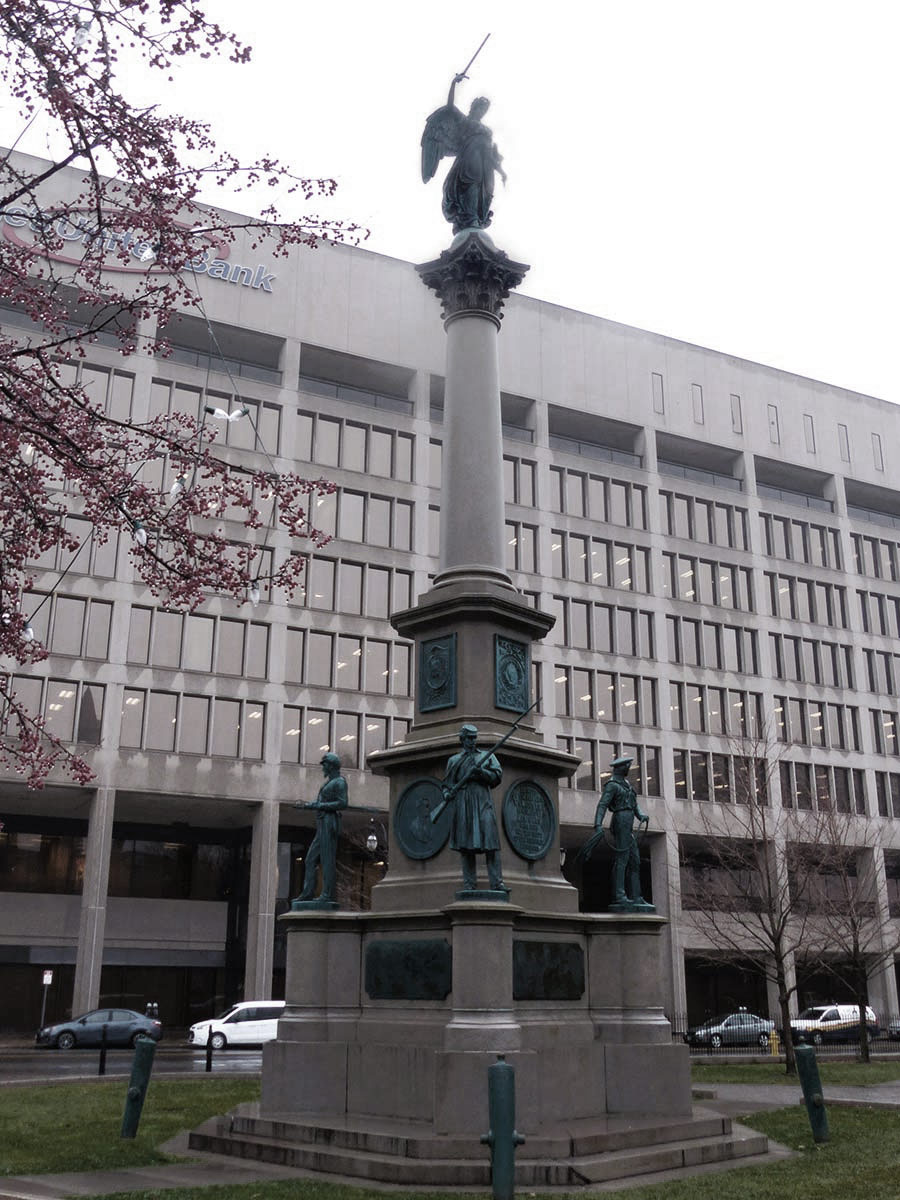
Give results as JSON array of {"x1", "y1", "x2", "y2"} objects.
[
  {"x1": 433, "y1": 704, "x2": 537, "y2": 895},
  {"x1": 440, "y1": 724, "x2": 505, "y2": 893}
]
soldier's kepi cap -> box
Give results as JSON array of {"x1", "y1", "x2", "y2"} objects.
[
  {"x1": 610, "y1": 755, "x2": 633, "y2": 768},
  {"x1": 459, "y1": 723, "x2": 479, "y2": 736}
]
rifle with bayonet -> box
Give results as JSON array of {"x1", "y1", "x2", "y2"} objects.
[{"x1": 430, "y1": 699, "x2": 539, "y2": 823}]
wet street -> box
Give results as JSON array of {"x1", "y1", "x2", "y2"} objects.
[{"x1": 0, "y1": 1045, "x2": 262, "y2": 1084}]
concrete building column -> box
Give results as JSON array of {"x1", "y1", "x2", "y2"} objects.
[
  {"x1": 244, "y1": 801, "x2": 280, "y2": 999},
  {"x1": 658, "y1": 828, "x2": 687, "y2": 1020},
  {"x1": 860, "y1": 846, "x2": 899, "y2": 1018},
  {"x1": 72, "y1": 787, "x2": 115, "y2": 1016}
]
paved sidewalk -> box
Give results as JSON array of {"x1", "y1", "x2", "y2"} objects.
[{"x1": 2, "y1": 1082, "x2": 900, "y2": 1199}]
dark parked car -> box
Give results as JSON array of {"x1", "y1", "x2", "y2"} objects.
[
  {"x1": 684, "y1": 1009, "x2": 775, "y2": 1049},
  {"x1": 35, "y1": 1008, "x2": 163, "y2": 1050}
]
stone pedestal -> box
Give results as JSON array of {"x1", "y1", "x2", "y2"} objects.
[{"x1": 260, "y1": 905, "x2": 687, "y2": 1136}]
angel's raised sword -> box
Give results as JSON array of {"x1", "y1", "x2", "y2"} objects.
[{"x1": 457, "y1": 33, "x2": 491, "y2": 81}]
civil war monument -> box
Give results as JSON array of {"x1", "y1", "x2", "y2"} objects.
[{"x1": 192, "y1": 52, "x2": 772, "y2": 1186}]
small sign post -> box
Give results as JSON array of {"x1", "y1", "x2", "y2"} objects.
[{"x1": 39, "y1": 969, "x2": 53, "y2": 1031}]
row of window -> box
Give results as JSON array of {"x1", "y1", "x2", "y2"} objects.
[
  {"x1": 768, "y1": 633, "x2": 854, "y2": 687},
  {"x1": 65, "y1": 361, "x2": 135, "y2": 423},
  {"x1": 659, "y1": 492, "x2": 749, "y2": 550},
  {"x1": 290, "y1": 556, "x2": 412, "y2": 616},
  {"x1": 778, "y1": 760, "x2": 867, "y2": 814},
  {"x1": 311, "y1": 488, "x2": 414, "y2": 551},
  {"x1": 555, "y1": 737, "x2": 660, "y2": 796},
  {"x1": 864, "y1": 650, "x2": 900, "y2": 698},
  {"x1": 764, "y1": 572, "x2": 848, "y2": 629},
  {"x1": 17, "y1": 667, "x2": 900, "y2": 803},
  {"x1": 6, "y1": 677, "x2": 103, "y2": 745},
  {"x1": 0, "y1": 830, "x2": 238, "y2": 900},
  {"x1": 548, "y1": 467, "x2": 648, "y2": 529},
  {"x1": 503, "y1": 520, "x2": 538, "y2": 574},
  {"x1": 853, "y1": 533, "x2": 900, "y2": 583},
  {"x1": 23, "y1": 593, "x2": 112, "y2": 659},
  {"x1": 550, "y1": 531, "x2": 651, "y2": 592},
  {"x1": 29, "y1": 514, "x2": 120, "y2": 578},
  {"x1": 546, "y1": 597, "x2": 654, "y2": 656},
  {"x1": 288, "y1": 630, "x2": 411, "y2": 695},
  {"x1": 774, "y1": 697, "x2": 862, "y2": 751},
  {"x1": 553, "y1": 668, "x2": 656, "y2": 724},
  {"x1": 871, "y1": 710, "x2": 900, "y2": 757},
  {"x1": 876, "y1": 773, "x2": 900, "y2": 819},
  {"x1": 661, "y1": 554, "x2": 753, "y2": 611},
  {"x1": 666, "y1": 616, "x2": 758, "y2": 674},
  {"x1": 673, "y1": 749, "x2": 766, "y2": 805},
  {"x1": 859, "y1": 591, "x2": 900, "y2": 639},
  {"x1": 280, "y1": 706, "x2": 411, "y2": 766},
  {"x1": 297, "y1": 411, "x2": 414, "y2": 482},
  {"x1": 148, "y1": 379, "x2": 281, "y2": 454},
  {"x1": 674, "y1": 748, "x2": 867, "y2": 815},
  {"x1": 759, "y1": 514, "x2": 842, "y2": 569},
  {"x1": 120, "y1": 690, "x2": 266, "y2": 757},
  {"x1": 128, "y1": 608, "x2": 268, "y2": 677},
  {"x1": 670, "y1": 685, "x2": 764, "y2": 738}
]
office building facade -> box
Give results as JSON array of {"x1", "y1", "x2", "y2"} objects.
[{"x1": 3, "y1": 168, "x2": 900, "y2": 1031}]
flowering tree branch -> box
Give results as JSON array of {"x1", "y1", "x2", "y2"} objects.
[{"x1": 0, "y1": 0, "x2": 367, "y2": 786}]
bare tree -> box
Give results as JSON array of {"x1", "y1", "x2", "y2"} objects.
[
  {"x1": 678, "y1": 741, "x2": 826, "y2": 1075},
  {"x1": 796, "y1": 804, "x2": 900, "y2": 1063}
]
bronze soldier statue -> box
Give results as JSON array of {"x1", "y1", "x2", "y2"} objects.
[
  {"x1": 441, "y1": 723, "x2": 507, "y2": 893},
  {"x1": 292, "y1": 752, "x2": 348, "y2": 907},
  {"x1": 588, "y1": 755, "x2": 653, "y2": 911}
]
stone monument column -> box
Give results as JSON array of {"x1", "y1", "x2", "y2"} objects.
[
  {"x1": 366, "y1": 231, "x2": 580, "y2": 914},
  {"x1": 427, "y1": 233, "x2": 522, "y2": 590}
]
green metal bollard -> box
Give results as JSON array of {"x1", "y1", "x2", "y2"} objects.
[
  {"x1": 120, "y1": 1034, "x2": 157, "y2": 1139},
  {"x1": 480, "y1": 1055, "x2": 525, "y2": 1200},
  {"x1": 795, "y1": 1043, "x2": 829, "y2": 1144}
]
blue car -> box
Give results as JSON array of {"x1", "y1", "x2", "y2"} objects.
[{"x1": 36, "y1": 1007, "x2": 162, "y2": 1049}]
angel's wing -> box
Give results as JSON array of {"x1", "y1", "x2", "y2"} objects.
[{"x1": 421, "y1": 105, "x2": 466, "y2": 182}]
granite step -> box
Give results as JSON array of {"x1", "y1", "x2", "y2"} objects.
[{"x1": 189, "y1": 1108, "x2": 773, "y2": 1188}]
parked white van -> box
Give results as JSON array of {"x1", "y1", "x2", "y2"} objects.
[
  {"x1": 188, "y1": 1000, "x2": 286, "y2": 1049},
  {"x1": 790, "y1": 1003, "x2": 878, "y2": 1045}
]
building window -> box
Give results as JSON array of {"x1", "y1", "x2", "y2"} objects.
[
  {"x1": 873, "y1": 433, "x2": 885, "y2": 472},
  {"x1": 691, "y1": 383, "x2": 704, "y2": 425},
  {"x1": 767, "y1": 404, "x2": 780, "y2": 444},
  {"x1": 803, "y1": 414, "x2": 816, "y2": 454},
  {"x1": 503, "y1": 456, "x2": 537, "y2": 507},
  {"x1": 730, "y1": 394, "x2": 743, "y2": 434},
  {"x1": 838, "y1": 423, "x2": 850, "y2": 463},
  {"x1": 651, "y1": 372, "x2": 665, "y2": 415}
]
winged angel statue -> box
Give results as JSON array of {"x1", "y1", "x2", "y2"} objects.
[{"x1": 421, "y1": 73, "x2": 507, "y2": 234}]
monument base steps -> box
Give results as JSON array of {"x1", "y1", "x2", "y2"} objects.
[{"x1": 190, "y1": 1104, "x2": 772, "y2": 1187}]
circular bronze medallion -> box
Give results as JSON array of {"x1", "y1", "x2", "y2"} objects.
[
  {"x1": 502, "y1": 780, "x2": 555, "y2": 862},
  {"x1": 394, "y1": 778, "x2": 453, "y2": 861}
]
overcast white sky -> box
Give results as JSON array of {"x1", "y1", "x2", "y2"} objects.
[{"x1": 8, "y1": 0, "x2": 900, "y2": 402}]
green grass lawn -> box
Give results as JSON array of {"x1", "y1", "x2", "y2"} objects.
[
  {"x1": 4, "y1": 1073, "x2": 900, "y2": 1200},
  {"x1": 692, "y1": 1060, "x2": 900, "y2": 1086},
  {"x1": 0, "y1": 1077, "x2": 260, "y2": 1176},
  {"x1": 82, "y1": 1107, "x2": 900, "y2": 1200}
]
